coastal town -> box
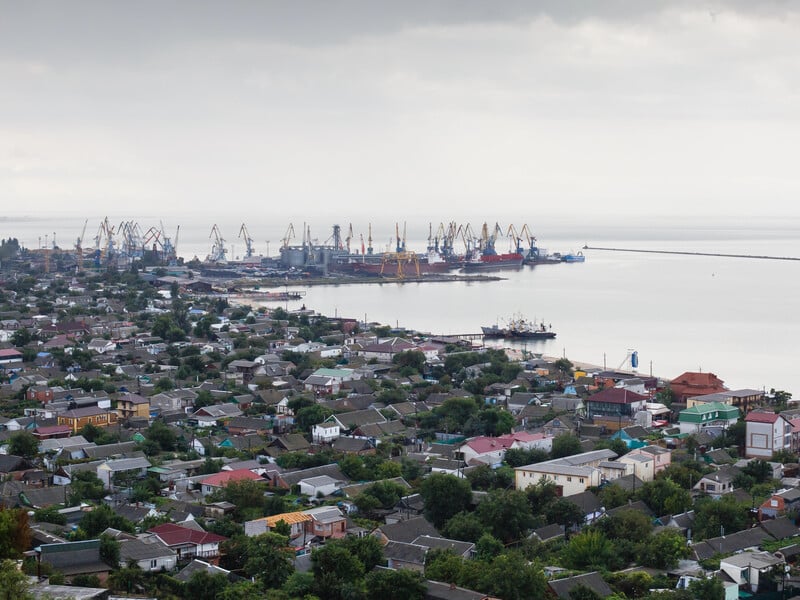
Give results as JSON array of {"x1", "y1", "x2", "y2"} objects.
[{"x1": 1, "y1": 243, "x2": 800, "y2": 600}]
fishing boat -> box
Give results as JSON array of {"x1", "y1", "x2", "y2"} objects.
[
  {"x1": 482, "y1": 317, "x2": 556, "y2": 340},
  {"x1": 561, "y1": 251, "x2": 585, "y2": 263}
]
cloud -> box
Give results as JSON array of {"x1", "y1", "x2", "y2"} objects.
[{"x1": 1, "y1": 2, "x2": 800, "y2": 219}]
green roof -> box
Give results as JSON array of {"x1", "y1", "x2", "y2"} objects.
[
  {"x1": 312, "y1": 368, "x2": 353, "y2": 378},
  {"x1": 678, "y1": 401, "x2": 740, "y2": 423}
]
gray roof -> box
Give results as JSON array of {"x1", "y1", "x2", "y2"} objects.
[
  {"x1": 100, "y1": 457, "x2": 151, "y2": 472},
  {"x1": 379, "y1": 516, "x2": 440, "y2": 543},
  {"x1": 412, "y1": 535, "x2": 474, "y2": 556},
  {"x1": 692, "y1": 527, "x2": 771, "y2": 561},
  {"x1": 383, "y1": 541, "x2": 428, "y2": 565},
  {"x1": 39, "y1": 540, "x2": 109, "y2": 576},
  {"x1": 279, "y1": 464, "x2": 347, "y2": 487},
  {"x1": 119, "y1": 536, "x2": 176, "y2": 561},
  {"x1": 548, "y1": 572, "x2": 614, "y2": 599}
]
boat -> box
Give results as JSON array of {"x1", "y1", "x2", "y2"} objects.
[
  {"x1": 345, "y1": 250, "x2": 457, "y2": 277},
  {"x1": 462, "y1": 252, "x2": 524, "y2": 271},
  {"x1": 482, "y1": 317, "x2": 556, "y2": 340},
  {"x1": 561, "y1": 251, "x2": 585, "y2": 263}
]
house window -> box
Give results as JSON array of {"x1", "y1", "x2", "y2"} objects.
[
  {"x1": 567, "y1": 477, "x2": 572, "y2": 482},
  {"x1": 150, "y1": 559, "x2": 157, "y2": 568},
  {"x1": 579, "y1": 478, "x2": 585, "y2": 484}
]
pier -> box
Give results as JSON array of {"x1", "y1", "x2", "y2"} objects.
[{"x1": 584, "y1": 246, "x2": 800, "y2": 262}]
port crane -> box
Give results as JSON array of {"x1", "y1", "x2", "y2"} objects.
[
  {"x1": 75, "y1": 219, "x2": 88, "y2": 273},
  {"x1": 282, "y1": 224, "x2": 296, "y2": 249},
  {"x1": 208, "y1": 224, "x2": 227, "y2": 262},
  {"x1": 94, "y1": 217, "x2": 116, "y2": 267},
  {"x1": 238, "y1": 223, "x2": 255, "y2": 258},
  {"x1": 345, "y1": 223, "x2": 354, "y2": 254}
]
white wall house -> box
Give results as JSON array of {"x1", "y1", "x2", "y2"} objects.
[{"x1": 745, "y1": 411, "x2": 792, "y2": 458}]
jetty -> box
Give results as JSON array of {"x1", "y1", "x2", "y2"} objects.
[{"x1": 583, "y1": 246, "x2": 800, "y2": 262}]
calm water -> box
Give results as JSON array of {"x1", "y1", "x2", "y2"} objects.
[{"x1": 4, "y1": 211, "x2": 800, "y2": 394}]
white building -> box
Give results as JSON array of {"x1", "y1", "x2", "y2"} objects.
[{"x1": 745, "y1": 411, "x2": 792, "y2": 458}]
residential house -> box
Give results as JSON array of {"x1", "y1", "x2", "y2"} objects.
[
  {"x1": 299, "y1": 475, "x2": 341, "y2": 498},
  {"x1": 745, "y1": 411, "x2": 792, "y2": 458},
  {"x1": 759, "y1": 488, "x2": 800, "y2": 520},
  {"x1": 96, "y1": 456, "x2": 152, "y2": 490},
  {"x1": 304, "y1": 505, "x2": 347, "y2": 539},
  {"x1": 514, "y1": 449, "x2": 618, "y2": 496},
  {"x1": 312, "y1": 422, "x2": 341, "y2": 444},
  {"x1": 328, "y1": 408, "x2": 386, "y2": 433},
  {"x1": 617, "y1": 452, "x2": 655, "y2": 482},
  {"x1": 245, "y1": 511, "x2": 313, "y2": 539},
  {"x1": 57, "y1": 406, "x2": 118, "y2": 433},
  {"x1": 200, "y1": 469, "x2": 264, "y2": 496},
  {"x1": 678, "y1": 402, "x2": 740, "y2": 435},
  {"x1": 720, "y1": 551, "x2": 784, "y2": 593},
  {"x1": 626, "y1": 445, "x2": 671, "y2": 474},
  {"x1": 687, "y1": 389, "x2": 765, "y2": 413},
  {"x1": 693, "y1": 465, "x2": 741, "y2": 498},
  {"x1": 226, "y1": 416, "x2": 272, "y2": 436},
  {"x1": 585, "y1": 388, "x2": 648, "y2": 432},
  {"x1": 272, "y1": 463, "x2": 348, "y2": 490},
  {"x1": 670, "y1": 371, "x2": 727, "y2": 403},
  {"x1": 189, "y1": 403, "x2": 243, "y2": 427},
  {"x1": 36, "y1": 539, "x2": 111, "y2": 583},
  {"x1": 118, "y1": 535, "x2": 178, "y2": 572},
  {"x1": 303, "y1": 367, "x2": 358, "y2": 395},
  {"x1": 359, "y1": 337, "x2": 417, "y2": 363},
  {"x1": 331, "y1": 436, "x2": 374, "y2": 455},
  {"x1": 117, "y1": 392, "x2": 151, "y2": 420},
  {"x1": 149, "y1": 523, "x2": 227, "y2": 564},
  {"x1": 548, "y1": 572, "x2": 614, "y2": 599}
]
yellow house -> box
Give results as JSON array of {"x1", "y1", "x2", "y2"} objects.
[
  {"x1": 58, "y1": 407, "x2": 118, "y2": 433},
  {"x1": 117, "y1": 392, "x2": 151, "y2": 420}
]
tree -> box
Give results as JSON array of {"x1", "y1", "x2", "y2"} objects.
[
  {"x1": 481, "y1": 551, "x2": 549, "y2": 600},
  {"x1": 476, "y1": 489, "x2": 535, "y2": 544},
  {"x1": 561, "y1": 530, "x2": 619, "y2": 571},
  {"x1": 551, "y1": 433, "x2": 582, "y2": 459},
  {"x1": 295, "y1": 404, "x2": 331, "y2": 431},
  {"x1": 693, "y1": 495, "x2": 750, "y2": 540},
  {"x1": 365, "y1": 568, "x2": 426, "y2": 600},
  {"x1": 244, "y1": 532, "x2": 295, "y2": 590},
  {"x1": 642, "y1": 529, "x2": 691, "y2": 569},
  {"x1": 70, "y1": 471, "x2": 106, "y2": 504},
  {"x1": 0, "y1": 559, "x2": 33, "y2": 600},
  {"x1": 543, "y1": 498, "x2": 585, "y2": 536},
  {"x1": 636, "y1": 478, "x2": 692, "y2": 516},
  {"x1": 688, "y1": 576, "x2": 725, "y2": 600},
  {"x1": 311, "y1": 542, "x2": 366, "y2": 600},
  {"x1": 220, "y1": 479, "x2": 267, "y2": 520},
  {"x1": 505, "y1": 447, "x2": 550, "y2": 468},
  {"x1": 420, "y1": 473, "x2": 473, "y2": 529},
  {"x1": 8, "y1": 432, "x2": 38, "y2": 459},
  {"x1": 79, "y1": 505, "x2": 135, "y2": 538},
  {"x1": 474, "y1": 533, "x2": 504, "y2": 560},
  {"x1": 185, "y1": 570, "x2": 230, "y2": 600},
  {"x1": 442, "y1": 511, "x2": 486, "y2": 542},
  {"x1": 145, "y1": 419, "x2": 176, "y2": 451},
  {"x1": 0, "y1": 509, "x2": 31, "y2": 560},
  {"x1": 99, "y1": 534, "x2": 120, "y2": 568}
]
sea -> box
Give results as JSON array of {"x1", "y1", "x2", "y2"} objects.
[{"x1": 3, "y1": 210, "x2": 800, "y2": 396}]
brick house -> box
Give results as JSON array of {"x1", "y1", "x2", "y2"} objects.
[{"x1": 58, "y1": 406, "x2": 118, "y2": 433}]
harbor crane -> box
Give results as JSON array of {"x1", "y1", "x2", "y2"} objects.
[
  {"x1": 367, "y1": 223, "x2": 374, "y2": 255},
  {"x1": 208, "y1": 224, "x2": 227, "y2": 262},
  {"x1": 94, "y1": 217, "x2": 116, "y2": 267},
  {"x1": 282, "y1": 223, "x2": 296, "y2": 249},
  {"x1": 238, "y1": 223, "x2": 255, "y2": 258},
  {"x1": 345, "y1": 223, "x2": 354, "y2": 253},
  {"x1": 75, "y1": 219, "x2": 88, "y2": 273}
]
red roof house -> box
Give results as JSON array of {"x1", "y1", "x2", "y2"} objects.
[
  {"x1": 670, "y1": 372, "x2": 727, "y2": 402},
  {"x1": 200, "y1": 468, "x2": 264, "y2": 495},
  {"x1": 148, "y1": 523, "x2": 227, "y2": 564}
]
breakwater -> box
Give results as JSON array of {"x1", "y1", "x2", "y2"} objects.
[{"x1": 583, "y1": 246, "x2": 800, "y2": 262}]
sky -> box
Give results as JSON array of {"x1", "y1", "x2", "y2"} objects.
[{"x1": 2, "y1": 1, "x2": 800, "y2": 224}]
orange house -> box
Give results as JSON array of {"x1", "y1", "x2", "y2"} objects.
[{"x1": 58, "y1": 407, "x2": 118, "y2": 433}]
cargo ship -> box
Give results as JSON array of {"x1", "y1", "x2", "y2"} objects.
[
  {"x1": 462, "y1": 252, "x2": 524, "y2": 270},
  {"x1": 348, "y1": 250, "x2": 457, "y2": 276}
]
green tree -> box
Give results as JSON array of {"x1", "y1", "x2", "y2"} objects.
[
  {"x1": 107, "y1": 565, "x2": 145, "y2": 593},
  {"x1": 34, "y1": 506, "x2": 66, "y2": 526},
  {"x1": 145, "y1": 419, "x2": 176, "y2": 451},
  {"x1": 476, "y1": 489, "x2": 535, "y2": 544},
  {"x1": 69, "y1": 471, "x2": 106, "y2": 504},
  {"x1": 0, "y1": 509, "x2": 31, "y2": 560},
  {"x1": 420, "y1": 473, "x2": 473, "y2": 529},
  {"x1": 693, "y1": 495, "x2": 750, "y2": 540},
  {"x1": 481, "y1": 551, "x2": 549, "y2": 600},
  {"x1": 551, "y1": 433, "x2": 582, "y2": 459},
  {"x1": 474, "y1": 533, "x2": 504, "y2": 560},
  {"x1": 244, "y1": 532, "x2": 295, "y2": 590},
  {"x1": 311, "y1": 542, "x2": 366, "y2": 600},
  {"x1": 8, "y1": 431, "x2": 38, "y2": 459},
  {"x1": 295, "y1": 405, "x2": 331, "y2": 431},
  {"x1": 504, "y1": 447, "x2": 550, "y2": 468},
  {"x1": 79, "y1": 505, "x2": 135, "y2": 537},
  {"x1": 442, "y1": 511, "x2": 486, "y2": 542},
  {"x1": 642, "y1": 529, "x2": 691, "y2": 569},
  {"x1": 561, "y1": 530, "x2": 619, "y2": 571},
  {"x1": 0, "y1": 559, "x2": 34, "y2": 600},
  {"x1": 688, "y1": 575, "x2": 725, "y2": 600},
  {"x1": 185, "y1": 570, "x2": 230, "y2": 600},
  {"x1": 99, "y1": 534, "x2": 120, "y2": 567},
  {"x1": 220, "y1": 479, "x2": 268, "y2": 520},
  {"x1": 365, "y1": 568, "x2": 425, "y2": 600},
  {"x1": 543, "y1": 498, "x2": 586, "y2": 536},
  {"x1": 636, "y1": 478, "x2": 692, "y2": 516}
]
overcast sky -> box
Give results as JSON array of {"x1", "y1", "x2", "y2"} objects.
[{"x1": 2, "y1": 1, "x2": 800, "y2": 223}]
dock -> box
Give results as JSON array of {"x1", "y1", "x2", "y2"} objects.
[{"x1": 584, "y1": 246, "x2": 800, "y2": 262}]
